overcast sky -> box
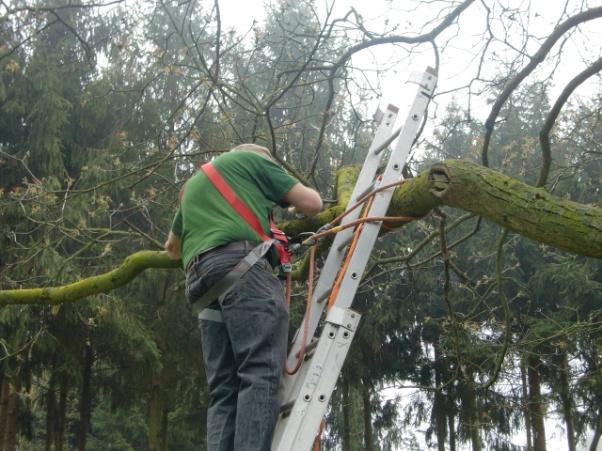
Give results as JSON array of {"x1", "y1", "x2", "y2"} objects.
[{"x1": 217, "y1": 0, "x2": 602, "y2": 122}]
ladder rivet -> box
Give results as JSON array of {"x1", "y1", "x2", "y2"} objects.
[
  {"x1": 304, "y1": 394, "x2": 311, "y2": 402},
  {"x1": 412, "y1": 114, "x2": 419, "y2": 121},
  {"x1": 393, "y1": 164, "x2": 400, "y2": 171},
  {"x1": 328, "y1": 331, "x2": 335, "y2": 339},
  {"x1": 318, "y1": 395, "x2": 326, "y2": 402},
  {"x1": 343, "y1": 331, "x2": 350, "y2": 338},
  {"x1": 351, "y1": 272, "x2": 358, "y2": 279}
]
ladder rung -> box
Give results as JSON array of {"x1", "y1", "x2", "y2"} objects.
[
  {"x1": 337, "y1": 234, "x2": 353, "y2": 252},
  {"x1": 355, "y1": 181, "x2": 375, "y2": 201},
  {"x1": 316, "y1": 287, "x2": 332, "y2": 303},
  {"x1": 374, "y1": 126, "x2": 402, "y2": 156},
  {"x1": 280, "y1": 400, "x2": 294, "y2": 416},
  {"x1": 386, "y1": 103, "x2": 400, "y2": 114},
  {"x1": 297, "y1": 338, "x2": 319, "y2": 359}
]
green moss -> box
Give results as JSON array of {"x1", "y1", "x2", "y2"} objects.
[
  {"x1": 3, "y1": 161, "x2": 601, "y2": 306},
  {"x1": 0, "y1": 251, "x2": 180, "y2": 306}
]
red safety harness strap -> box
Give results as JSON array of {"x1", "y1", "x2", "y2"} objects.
[
  {"x1": 201, "y1": 162, "x2": 291, "y2": 270},
  {"x1": 201, "y1": 163, "x2": 271, "y2": 241}
]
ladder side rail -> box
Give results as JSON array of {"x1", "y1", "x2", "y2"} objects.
[
  {"x1": 285, "y1": 105, "x2": 399, "y2": 370},
  {"x1": 272, "y1": 308, "x2": 360, "y2": 451},
  {"x1": 328, "y1": 69, "x2": 436, "y2": 311},
  {"x1": 307, "y1": 104, "x2": 400, "y2": 306}
]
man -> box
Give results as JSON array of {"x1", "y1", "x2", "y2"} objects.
[{"x1": 164, "y1": 144, "x2": 322, "y2": 451}]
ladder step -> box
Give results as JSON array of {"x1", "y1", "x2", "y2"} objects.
[
  {"x1": 337, "y1": 234, "x2": 354, "y2": 252},
  {"x1": 280, "y1": 400, "x2": 294, "y2": 416},
  {"x1": 298, "y1": 338, "x2": 319, "y2": 358},
  {"x1": 355, "y1": 181, "x2": 375, "y2": 201},
  {"x1": 316, "y1": 287, "x2": 332, "y2": 303},
  {"x1": 374, "y1": 126, "x2": 401, "y2": 155}
]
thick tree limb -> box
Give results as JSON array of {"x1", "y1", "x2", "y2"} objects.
[
  {"x1": 421, "y1": 161, "x2": 602, "y2": 258},
  {"x1": 0, "y1": 252, "x2": 180, "y2": 306},
  {"x1": 1, "y1": 160, "x2": 600, "y2": 305}
]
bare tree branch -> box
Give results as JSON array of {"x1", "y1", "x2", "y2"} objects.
[
  {"x1": 537, "y1": 55, "x2": 602, "y2": 187},
  {"x1": 481, "y1": 6, "x2": 602, "y2": 167}
]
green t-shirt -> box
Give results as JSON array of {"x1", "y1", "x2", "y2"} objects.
[{"x1": 171, "y1": 151, "x2": 299, "y2": 268}]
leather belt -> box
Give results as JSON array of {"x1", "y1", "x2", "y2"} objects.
[{"x1": 186, "y1": 241, "x2": 258, "y2": 272}]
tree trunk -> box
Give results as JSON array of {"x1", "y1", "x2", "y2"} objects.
[
  {"x1": 361, "y1": 380, "x2": 374, "y2": 451},
  {"x1": 558, "y1": 350, "x2": 576, "y2": 451},
  {"x1": 462, "y1": 375, "x2": 482, "y2": 451},
  {"x1": 433, "y1": 344, "x2": 447, "y2": 451},
  {"x1": 3, "y1": 379, "x2": 21, "y2": 451},
  {"x1": 148, "y1": 372, "x2": 168, "y2": 451},
  {"x1": 528, "y1": 355, "x2": 547, "y2": 451},
  {"x1": 77, "y1": 342, "x2": 94, "y2": 451},
  {"x1": 342, "y1": 377, "x2": 352, "y2": 451},
  {"x1": 54, "y1": 378, "x2": 68, "y2": 451},
  {"x1": 590, "y1": 410, "x2": 602, "y2": 451},
  {"x1": 433, "y1": 390, "x2": 447, "y2": 451},
  {"x1": 0, "y1": 379, "x2": 10, "y2": 451},
  {"x1": 521, "y1": 355, "x2": 533, "y2": 451},
  {"x1": 448, "y1": 408, "x2": 456, "y2": 451},
  {"x1": 45, "y1": 381, "x2": 56, "y2": 451}
]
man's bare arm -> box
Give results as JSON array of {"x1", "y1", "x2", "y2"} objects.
[
  {"x1": 164, "y1": 231, "x2": 182, "y2": 260},
  {"x1": 284, "y1": 183, "x2": 323, "y2": 215}
]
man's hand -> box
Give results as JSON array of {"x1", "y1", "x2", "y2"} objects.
[{"x1": 164, "y1": 231, "x2": 182, "y2": 260}]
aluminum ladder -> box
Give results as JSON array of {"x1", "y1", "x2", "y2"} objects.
[{"x1": 272, "y1": 67, "x2": 437, "y2": 451}]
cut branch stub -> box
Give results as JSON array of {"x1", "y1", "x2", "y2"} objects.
[{"x1": 423, "y1": 160, "x2": 602, "y2": 259}]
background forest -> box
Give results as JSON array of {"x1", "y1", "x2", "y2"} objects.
[{"x1": 0, "y1": 0, "x2": 601, "y2": 450}]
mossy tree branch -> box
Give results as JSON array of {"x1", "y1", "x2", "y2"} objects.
[
  {"x1": 2, "y1": 160, "x2": 600, "y2": 306},
  {"x1": 0, "y1": 252, "x2": 181, "y2": 306}
]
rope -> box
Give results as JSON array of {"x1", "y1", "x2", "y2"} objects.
[
  {"x1": 326, "y1": 194, "x2": 375, "y2": 310},
  {"x1": 312, "y1": 418, "x2": 326, "y2": 451},
  {"x1": 285, "y1": 178, "x2": 423, "y2": 373},
  {"x1": 285, "y1": 245, "x2": 316, "y2": 375}
]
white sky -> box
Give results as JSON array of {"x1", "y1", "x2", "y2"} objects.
[{"x1": 218, "y1": 0, "x2": 602, "y2": 122}]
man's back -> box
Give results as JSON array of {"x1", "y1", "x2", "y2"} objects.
[{"x1": 172, "y1": 150, "x2": 298, "y2": 269}]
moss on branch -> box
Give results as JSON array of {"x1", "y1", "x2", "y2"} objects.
[
  {"x1": 2, "y1": 160, "x2": 600, "y2": 305},
  {"x1": 0, "y1": 251, "x2": 180, "y2": 306}
]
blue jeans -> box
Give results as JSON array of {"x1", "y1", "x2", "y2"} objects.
[{"x1": 186, "y1": 247, "x2": 289, "y2": 451}]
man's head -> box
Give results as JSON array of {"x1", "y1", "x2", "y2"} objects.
[{"x1": 230, "y1": 143, "x2": 275, "y2": 162}]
